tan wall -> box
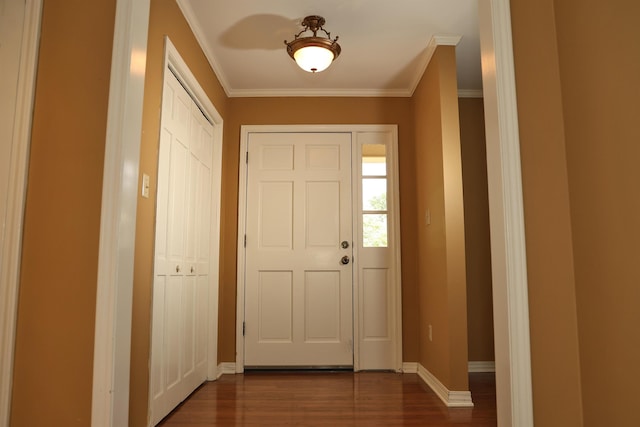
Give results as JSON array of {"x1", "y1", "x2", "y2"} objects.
[
  {"x1": 10, "y1": 0, "x2": 117, "y2": 425},
  {"x1": 412, "y1": 46, "x2": 469, "y2": 391},
  {"x1": 129, "y1": 0, "x2": 228, "y2": 425},
  {"x1": 551, "y1": 1, "x2": 640, "y2": 426},
  {"x1": 459, "y1": 98, "x2": 494, "y2": 362},
  {"x1": 510, "y1": 0, "x2": 584, "y2": 425},
  {"x1": 219, "y1": 97, "x2": 419, "y2": 362},
  {"x1": 512, "y1": 2, "x2": 640, "y2": 424}
]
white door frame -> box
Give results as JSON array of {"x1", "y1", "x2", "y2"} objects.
[
  {"x1": 3, "y1": 0, "x2": 533, "y2": 425},
  {"x1": 478, "y1": 1, "x2": 533, "y2": 425},
  {"x1": 0, "y1": 1, "x2": 42, "y2": 424},
  {"x1": 91, "y1": 0, "x2": 151, "y2": 425},
  {"x1": 235, "y1": 125, "x2": 403, "y2": 373}
]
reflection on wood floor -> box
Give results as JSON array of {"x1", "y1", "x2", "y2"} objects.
[{"x1": 158, "y1": 371, "x2": 497, "y2": 426}]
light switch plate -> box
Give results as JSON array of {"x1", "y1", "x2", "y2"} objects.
[{"x1": 142, "y1": 173, "x2": 150, "y2": 198}]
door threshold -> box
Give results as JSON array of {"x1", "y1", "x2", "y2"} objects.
[{"x1": 244, "y1": 366, "x2": 354, "y2": 373}]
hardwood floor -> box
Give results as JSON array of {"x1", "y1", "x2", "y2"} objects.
[{"x1": 158, "y1": 371, "x2": 496, "y2": 426}]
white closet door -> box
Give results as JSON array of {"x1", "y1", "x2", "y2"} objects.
[{"x1": 150, "y1": 69, "x2": 212, "y2": 425}]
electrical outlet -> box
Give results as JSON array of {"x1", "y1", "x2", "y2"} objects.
[{"x1": 428, "y1": 324, "x2": 433, "y2": 342}]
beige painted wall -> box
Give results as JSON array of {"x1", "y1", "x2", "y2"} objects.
[
  {"x1": 129, "y1": 0, "x2": 229, "y2": 425},
  {"x1": 10, "y1": 0, "x2": 117, "y2": 425},
  {"x1": 220, "y1": 97, "x2": 419, "y2": 363},
  {"x1": 412, "y1": 46, "x2": 469, "y2": 391},
  {"x1": 510, "y1": 0, "x2": 583, "y2": 425},
  {"x1": 552, "y1": 1, "x2": 640, "y2": 426},
  {"x1": 459, "y1": 98, "x2": 494, "y2": 362},
  {"x1": 511, "y1": 2, "x2": 640, "y2": 424}
]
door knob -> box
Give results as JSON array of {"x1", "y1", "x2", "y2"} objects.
[
  {"x1": 341, "y1": 240, "x2": 350, "y2": 249},
  {"x1": 340, "y1": 255, "x2": 350, "y2": 265}
]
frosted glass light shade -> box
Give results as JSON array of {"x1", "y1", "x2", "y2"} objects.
[
  {"x1": 293, "y1": 46, "x2": 335, "y2": 73},
  {"x1": 284, "y1": 16, "x2": 341, "y2": 73}
]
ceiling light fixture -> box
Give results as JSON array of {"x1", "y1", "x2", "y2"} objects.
[{"x1": 284, "y1": 15, "x2": 341, "y2": 73}]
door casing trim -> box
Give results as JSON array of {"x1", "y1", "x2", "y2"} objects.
[
  {"x1": 91, "y1": 0, "x2": 151, "y2": 425},
  {"x1": 235, "y1": 125, "x2": 403, "y2": 373},
  {"x1": 0, "y1": 1, "x2": 42, "y2": 424},
  {"x1": 478, "y1": 0, "x2": 533, "y2": 424}
]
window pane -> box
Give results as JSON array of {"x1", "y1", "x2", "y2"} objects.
[
  {"x1": 362, "y1": 144, "x2": 386, "y2": 176},
  {"x1": 362, "y1": 178, "x2": 387, "y2": 211},
  {"x1": 362, "y1": 159, "x2": 386, "y2": 176},
  {"x1": 363, "y1": 214, "x2": 388, "y2": 247}
]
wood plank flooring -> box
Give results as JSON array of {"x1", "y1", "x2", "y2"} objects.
[{"x1": 158, "y1": 371, "x2": 496, "y2": 426}]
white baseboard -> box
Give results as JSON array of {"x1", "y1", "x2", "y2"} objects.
[
  {"x1": 217, "y1": 362, "x2": 236, "y2": 378},
  {"x1": 402, "y1": 362, "x2": 418, "y2": 373},
  {"x1": 468, "y1": 361, "x2": 496, "y2": 373},
  {"x1": 417, "y1": 363, "x2": 474, "y2": 407}
]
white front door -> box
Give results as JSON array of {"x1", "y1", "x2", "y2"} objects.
[{"x1": 244, "y1": 132, "x2": 354, "y2": 367}]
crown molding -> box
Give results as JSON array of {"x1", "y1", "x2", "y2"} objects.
[
  {"x1": 226, "y1": 87, "x2": 413, "y2": 98},
  {"x1": 176, "y1": 0, "x2": 233, "y2": 98},
  {"x1": 227, "y1": 87, "x2": 481, "y2": 99},
  {"x1": 407, "y1": 34, "x2": 463, "y2": 96}
]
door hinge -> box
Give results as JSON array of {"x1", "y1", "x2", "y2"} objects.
[
  {"x1": 244, "y1": 234, "x2": 246, "y2": 247},
  {"x1": 245, "y1": 152, "x2": 248, "y2": 164},
  {"x1": 242, "y1": 321, "x2": 246, "y2": 336}
]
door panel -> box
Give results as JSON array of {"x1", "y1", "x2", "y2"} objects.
[
  {"x1": 244, "y1": 132, "x2": 353, "y2": 367},
  {"x1": 259, "y1": 181, "x2": 293, "y2": 248},
  {"x1": 304, "y1": 271, "x2": 341, "y2": 341},
  {"x1": 306, "y1": 181, "x2": 340, "y2": 246},
  {"x1": 362, "y1": 268, "x2": 390, "y2": 338},
  {"x1": 258, "y1": 271, "x2": 293, "y2": 341}
]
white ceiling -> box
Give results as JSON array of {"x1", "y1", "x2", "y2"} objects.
[{"x1": 177, "y1": 0, "x2": 482, "y2": 97}]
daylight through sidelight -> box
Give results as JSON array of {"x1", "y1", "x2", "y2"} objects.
[{"x1": 362, "y1": 144, "x2": 388, "y2": 247}]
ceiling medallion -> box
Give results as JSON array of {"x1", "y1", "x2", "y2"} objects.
[{"x1": 284, "y1": 15, "x2": 341, "y2": 73}]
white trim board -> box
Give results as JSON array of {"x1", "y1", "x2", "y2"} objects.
[
  {"x1": 468, "y1": 361, "x2": 496, "y2": 373},
  {"x1": 417, "y1": 364, "x2": 474, "y2": 408},
  {"x1": 217, "y1": 363, "x2": 236, "y2": 378},
  {"x1": 478, "y1": 0, "x2": 534, "y2": 425},
  {"x1": 0, "y1": 1, "x2": 42, "y2": 425},
  {"x1": 402, "y1": 362, "x2": 419, "y2": 374},
  {"x1": 458, "y1": 89, "x2": 484, "y2": 98},
  {"x1": 91, "y1": 1, "x2": 150, "y2": 425}
]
